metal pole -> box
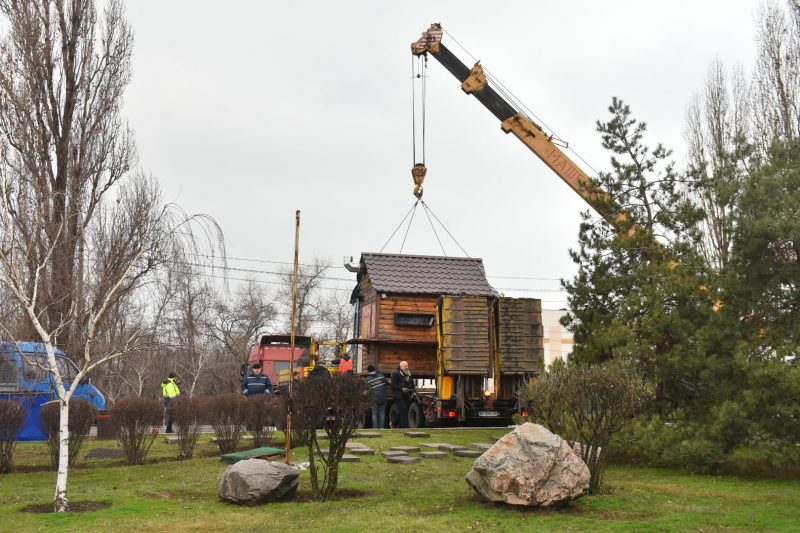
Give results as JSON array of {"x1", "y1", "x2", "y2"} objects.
[{"x1": 286, "y1": 210, "x2": 301, "y2": 464}]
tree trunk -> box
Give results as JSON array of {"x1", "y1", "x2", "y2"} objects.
[{"x1": 54, "y1": 400, "x2": 70, "y2": 512}]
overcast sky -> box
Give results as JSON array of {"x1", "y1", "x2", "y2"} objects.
[{"x1": 123, "y1": 1, "x2": 761, "y2": 308}]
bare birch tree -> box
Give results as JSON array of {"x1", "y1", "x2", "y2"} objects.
[{"x1": 0, "y1": 1, "x2": 222, "y2": 511}]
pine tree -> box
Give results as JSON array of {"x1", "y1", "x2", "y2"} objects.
[{"x1": 562, "y1": 98, "x2": 712, "y2": 408}]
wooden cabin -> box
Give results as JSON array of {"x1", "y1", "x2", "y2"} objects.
[{"x1": 349, "y1": 253, "x2": 498, "y2": 377}]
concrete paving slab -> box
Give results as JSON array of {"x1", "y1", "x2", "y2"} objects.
[
  {"x1": 421, "y1": 442, "x2": 453, "y2": 449},
  {"x1": 390, "y1": 446, "x2": 421, "y2": 453},
  {"x1": 348, "y1": 448, "x2": 375, "y2": 455},
  {"x1": 470, "y1": 443, "x2": 493, "y2": 451},
  {"x1": 381, "y1": 450, "x2": 410, "y2": 458},
  {"x1": 404, "y1": 431, "x2": 430, "y2": 438},
  {"x1": 387, "y1": 455, "x2": 420, "y2": 464},
  {"x1": 164, "y1": 436, "x2": 179, "y2": 444},
  {"x1": 345, "y1": 442, "x2": 368, "y2": 449},
  {"x1": 437, "y1": 443, "x2": 467, "y2": 452},
  {"x1": 454, "y1": 449, "x2": 484, "y2": 458},
  {"x1": 354, "y1": 431, "x2": 382, "y2": 438},
  {"x1": 420, "y1": 451, "x2": 449, "y2": 459},
  {"x1": 340, "y1": 454, "x2": 361, "y2": 463}
]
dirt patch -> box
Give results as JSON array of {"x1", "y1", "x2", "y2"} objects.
[
  {"x1": 294, "y1": 489, "x2": 368, "y2": 502},
  {"x1": 20, "y1": 500, "x2": 112, "y2": 514}
]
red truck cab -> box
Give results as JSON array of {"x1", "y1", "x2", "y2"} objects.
[{"x1": 246, "y1": 335, "x2": 313, "y2": 385}]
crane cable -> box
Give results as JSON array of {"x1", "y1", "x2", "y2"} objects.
[{"x1": 441, "y1": 27, "x2": 602, "y2": 179}]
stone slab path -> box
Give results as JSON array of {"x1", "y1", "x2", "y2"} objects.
[
  {"x1": 387, "y1": 455, "x2": 420, "y2": 464},
  {"x1": 354, "y1": 432, "x2": 381, "y2": 438},
  {"x1": 420, "y1": 451, "x2": 448, "y2": 459},
  {"x1": 381, "y1": 450, "x2": 410, "y2": 458},
  {"x1": 454, "y1": 449, "x2": 483, "y2": 458},
  {"x1": 404, "y1": 431, "x2": 430, "y2": 438},
  {"x1": 390, "y1": 446, "x2": 421, "y2": 453},
  {"x1": 470, "y1": 443, "x2": 493, "y2": 450}
]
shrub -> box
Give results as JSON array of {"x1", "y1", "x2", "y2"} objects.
[
  {"x1": 170, "y1": 396, "x2": 204, "y2": 460},
  {"x1": 207, "y1": 393, "x2": 246, "y2": 453},
  {"x1": 110, "y1": 397, "x2": 163, "y2": 465},
  {"x1": 520, "y1": 360, "x2": 651, "y2": 495},
  {"x1": 293, "y1": 374, "x2": 370, "y2": 500},
  {"x1": 40, "y1": 398, "x2": 95, "y2": 469},
  {"x1": 0, "y1": 400, "x2": 26, "y2": 474},
  {"x1": 246, "y1": 394, "x2": 278, "y2": 448},
  {"x1": 273, "y1": 393, "x2": 307, "y2": 448}
]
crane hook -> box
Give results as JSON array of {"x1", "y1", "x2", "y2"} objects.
[{"x1": 411, "y1": 163, "x2": 427, "y2": 199}]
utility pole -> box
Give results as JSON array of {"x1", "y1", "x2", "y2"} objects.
[{"x1": 286, "y1": 210, "x2": 301, "y2": 464}]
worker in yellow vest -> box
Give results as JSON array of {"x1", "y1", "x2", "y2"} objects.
[{"x1": 161, "y1": 372, "x2": 181, "y2": 433}]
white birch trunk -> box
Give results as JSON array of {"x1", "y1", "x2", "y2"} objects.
[{"x1": 54, "y1": 400, "x2": 70, "y2": 512}]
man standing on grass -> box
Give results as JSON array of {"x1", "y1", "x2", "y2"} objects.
[
  {"x1": 241, "y1": 363, "x2": 272, "y2": 396},
  {"x1": 391, "y1": 361, "x2": 415, "y2": 428},
  {"x1": 365, "y1": 365, "x2": 387, "y2": 429},
  {"x1": 161, "y1": 372, "x2": 181, "y2": 433}
]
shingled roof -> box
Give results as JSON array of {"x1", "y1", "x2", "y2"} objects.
[{"x1": 357, "y1": 253, "x2": 498, "y2": 297}]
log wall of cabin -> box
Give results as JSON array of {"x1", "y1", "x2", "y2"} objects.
[
  {"x1": 361, "y1": 343, "x2": 438, "y2": 378},
  {"x1": 377, "y1": 294, "x2": 438, "y2": 343}
]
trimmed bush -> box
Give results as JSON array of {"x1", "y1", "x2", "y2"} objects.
[
  {"x1": 171, "y1": 395, "x2": 204, "y2": 460},
  {"x1": 207, "y1": 393, "x2": 246, "y2": 453},
  {"x1": 246, "y1": 394, "x2": 278, "y2": 448},
  {"x1": 0, "y1": 400, "x2": 26, "y2": 474},
  {"x1": 110, "y1": 397, "x2": 163, "y2": 465},
  {"x1": 40, "y1": 398, "x2": 95, "y2": 469}
]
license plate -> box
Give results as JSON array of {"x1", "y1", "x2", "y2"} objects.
[{"x1": 478, "y1": 410, "x2": 499, "y2": 417}]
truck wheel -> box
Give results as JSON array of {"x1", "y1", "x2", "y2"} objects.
[{"x1": 408, "y1": 403, "x2": 425, "y2": 429}]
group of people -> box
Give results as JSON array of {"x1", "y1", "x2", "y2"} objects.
[
  {"x1": 161, "y1": 359, "x2": 416, "y2": 433},
  {"x1": 366, "y1": 360, "x2": 415, "y2": 429}
]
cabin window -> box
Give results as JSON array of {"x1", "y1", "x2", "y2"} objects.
[{"x1": 394, "y1": 313, "x2": 435, "y2": 327}]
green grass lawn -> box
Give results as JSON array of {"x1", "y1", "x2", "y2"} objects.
[{"x1": 1, "y1": 428, "x2": 798, "y2": 532}]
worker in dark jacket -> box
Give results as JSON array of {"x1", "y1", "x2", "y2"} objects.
[
  {"x1": 308, "y1": 359, "x2": 332, "y2": 381},
  {"x1": 365, "y1": 365, "x2": 387, "y2": 429},
  {"x1": 390, "y1": 361, "x2": 415, "y2": 428},
  {"x1": 241, "y1": 363, "x2": 272, "y2": 395}
]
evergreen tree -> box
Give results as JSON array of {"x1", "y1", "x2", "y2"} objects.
[{"x1": 562, "y1": 98, "x2": 712, "y2": 408}]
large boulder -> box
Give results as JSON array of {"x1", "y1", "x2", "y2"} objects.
[
  {"x1": 465, "y1": 423, "x2": 589, "y2": 507},
  {"x1": 219, "y1": 459, "x2": 299, "y2": 505}
]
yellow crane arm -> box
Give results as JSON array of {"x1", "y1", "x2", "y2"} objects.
[{"x1": 411, "y1": 23, "x2": 630, "y2": 233}]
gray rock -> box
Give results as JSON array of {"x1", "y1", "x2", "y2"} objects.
[
  {"x1": 219, "y1": 459, "x2": 299, "y2": 506},
  {"x1": 387, "y1": 455, "x2": 419, "y2": 464},
  {"x1": 465, "y1": 423, "x2": 589, "y2": 507}
]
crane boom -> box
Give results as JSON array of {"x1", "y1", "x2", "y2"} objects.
[{"x1": 411, "y1": 23, "x2": 630, "y2": 233}]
